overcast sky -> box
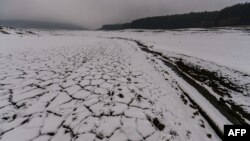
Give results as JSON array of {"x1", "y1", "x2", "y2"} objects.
[{"x1": 0, "y1": 0, "x2": 249, "y2": 28}]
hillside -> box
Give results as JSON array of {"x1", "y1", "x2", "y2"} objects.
[{"x1": 101, "y1": 3, "x2": 250, "y2": 30}]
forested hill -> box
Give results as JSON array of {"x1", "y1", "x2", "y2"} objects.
[{"x1": 101, "y1": 3, "x2": 250, "y2": 30}]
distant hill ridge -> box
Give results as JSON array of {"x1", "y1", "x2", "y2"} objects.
[
  {"x1": 0, "y1": 20, "x2": 86, "y2": 30},
  {"x1": 101, "y1": 3, "x2": 250, "y2": 30}
]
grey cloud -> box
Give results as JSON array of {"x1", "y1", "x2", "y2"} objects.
[{"x1": 0, "y1": 0, "x2": 249, "y2": 28}]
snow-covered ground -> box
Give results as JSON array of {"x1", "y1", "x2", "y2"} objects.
[
  {"x1": 91, "y1": 28, "x2": 250, "y2": 74},
  {"x1": 88, "y1": 28, "x2": 250, "y2": 124},
  {"x1": 0, "y1": 26, "x2": 249, "y2": 141}
]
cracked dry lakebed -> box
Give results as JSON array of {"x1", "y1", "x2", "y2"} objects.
[{"x1": 1, "y1": 28, "x2": 250, "y2": 141}]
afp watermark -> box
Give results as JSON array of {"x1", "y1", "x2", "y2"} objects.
[{"x1": 224, "y1": 125, "x2": 250, "y2": 141}]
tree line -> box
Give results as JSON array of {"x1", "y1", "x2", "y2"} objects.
[{"x1": 101, "y1": 3, "x2": 250, "y2": 30}]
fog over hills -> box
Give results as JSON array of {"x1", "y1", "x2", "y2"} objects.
[{"x1": 0, "y1": 20, "x2": 86, "y2": 30}]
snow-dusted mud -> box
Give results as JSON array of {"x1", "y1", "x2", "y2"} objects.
[
  {"x1": 1, "y1": 27, "x2": 249, "y2": 141},
  {"x1": 94, "y1": 28, "x2": 250, "y2": 131}
]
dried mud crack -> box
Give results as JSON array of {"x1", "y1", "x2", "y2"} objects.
[
  {"x1": 109, "y1": 37, "x2": 250, "y2": 139},
  {"x1": 0, "y1": 34, "x2": 221, "y2": 141}
]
